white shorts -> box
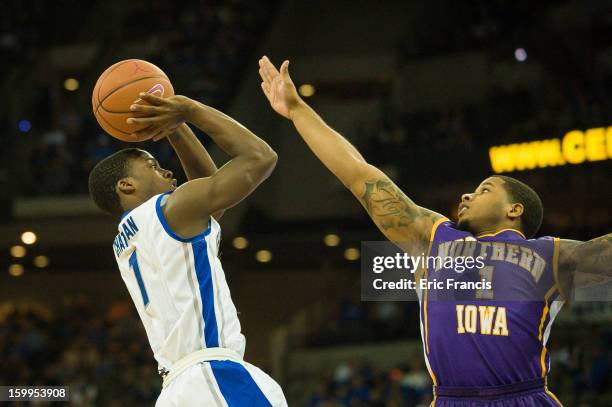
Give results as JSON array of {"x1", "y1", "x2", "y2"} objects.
[{"x1": 156, "y1": 359, "x2": 287, "y2": 407}]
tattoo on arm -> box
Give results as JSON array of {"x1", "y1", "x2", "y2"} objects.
[
  {"x1": 563, "y1": 233, "x2": 612, "y2": 291},
  {"x1": 580, "y1": 233, "x2": 612, "y2": 276},
  {"x1": 360, "y1": 179, "x2": 441, "y2": 236},
  {"x1": 591, "y1": 233, "x2": 612, "y2": 244}
]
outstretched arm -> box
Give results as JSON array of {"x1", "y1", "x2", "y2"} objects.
[
  {"x1": 128, "y1": 94, "x2": 277, "y2": 239},
  {"x1": 258, "y1": 56, "x2": 443, "y2": 243},
  {"x1": 558, "y1": 235, "x2": 612, "y2": 298}
]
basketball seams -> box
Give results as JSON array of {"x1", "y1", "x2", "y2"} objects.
[
  {"x1": 99, "y1": 107, "x2": 137, "y2": 114},
  {"x1": 96, "y1": 110, "x2": 154, "y2": 142},
  {"x1": 95, "y1": 60, "x2": 143, "y2": 106},
  {"x1": 95, "y1": 60, "x2": 137, "y2": 110},
  {"x1": 98, "y1": 77, "x2": 173, "y2": 114},
  {"x1": 94, "y1": 75, "x2": 169, "y2": 114},
  {"x1": 95, "y1": 109, "x2": 132, "y2": 137},
  {"x1": 98, "y1": 106, "x2": 145, "y2": 114}
]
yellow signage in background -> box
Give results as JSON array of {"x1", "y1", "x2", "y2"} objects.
[{"x1": 489, "y1": 126, "x2": 612, "y2": 173}]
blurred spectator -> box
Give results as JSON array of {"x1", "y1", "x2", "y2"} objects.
[
  {"x1": 300, "y1": 325, "x2": 612, "y2": 406},
  {"x1": 0, "y1": 298, "x2": 160, "y2": 405},
  {"x1": 305, "y1": 360, "x2": 434, "y2": 407},
  {"x1": 4, "y1": 0, "x2": 277, "y2": 197}
]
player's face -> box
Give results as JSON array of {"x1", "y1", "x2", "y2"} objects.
[
  {"x1": 456, "y1": 177, "x2": 511, "y2": 234},
  {"x1": 129, "y1": 153, "x2": 177, "y2": 198}
]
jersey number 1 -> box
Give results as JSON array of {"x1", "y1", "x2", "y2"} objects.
[
  {"x1": 475, "y1": 266, "x2": 494, "y2": 299},
  {"x1": 129, "y1": 250, "x2": 150, "y2": 306}
]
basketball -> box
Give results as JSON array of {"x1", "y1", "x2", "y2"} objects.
[{"x1": 92, "y1": 59, "x2": 174, "y2": 142}]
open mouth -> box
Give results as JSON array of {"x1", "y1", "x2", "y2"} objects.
[
  {"x1": 458, "y1": 204, "x2": 469, "y2": 216},
  {"x1": 171, "y1": 179, "x2": 177, "y2": 188}
]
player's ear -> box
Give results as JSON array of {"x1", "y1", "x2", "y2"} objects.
[
  {"x1": 507, "y1": 202, "x2": 523, "y2": 220},
  {"x1": 117, "y1": 177, "x2": 136, "y2": 195}
]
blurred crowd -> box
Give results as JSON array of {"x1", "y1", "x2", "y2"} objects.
[
  {"x1": 548, "y1": 327, "x2": 612, "y2": 407},
  {"x1": 361, "y1": 5, "x2": 612, "y2": 186},
  {"x1": 302, "y1": 292, "x2": 421, "y2": 348},
  {"x1": 0, "y1": 0, "x2": 92, "y2": 76},
  {"x1": 360, "y1": 81, "x2": 610, "y2": 185},
  {"x1": 4, "y1": 0, "x2": 609, "y2": 201},
  {"x1": 5, "y1": 0, "x2": 276, "y2": 197},
  {"x1": 305, "y1": 361, "x2": 432, "y2": 407},
  {"x1": 361, "y1": 80, "x2": 609, "y2": 162},
  {"x1": 0, "y1": 298, "x2": 160, "y2": 406},
  {"x1": 126, "y1": 0, "x2": 274, "y2": 107}
]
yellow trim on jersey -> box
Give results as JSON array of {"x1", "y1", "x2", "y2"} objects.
[
  {"x1": 538, "y1": 286, "x2": 557, "y2": 377},
  {"x1": 426, "y1": 364, "x2": 437, "y2": 386},
  {"x1": 540, "y1": 347, "x2": 548, "y2": 379},
  {"x1": 538, "y1": 286, "x2": 556, "y2": 341},
  {"x1": 476, "y1": 228, "x2": 526, "y2": 239},
  {"x1": 426, "y1": 217, "x2": 449, "y2": 255},
  {"x1": 429, "y1": 382, "x2": 437, "y2": 406},
  {"x1": 545, "y1": 379, "x2": 564, "y2": 407},
  {"x1": 552, "y1": 237, "x2": 566, "y2": 302},
  {"x1": 417, "y1": 217, "x2": 449, "y2": 282},
  {"x1": 546, "y1": 390, "x2": 563, "y2": 406},
  {"x1": 421, "y1": 216, "x2": 448, "y2": 390},
  {"x1": 422, "y1": 217, "x2": 449, "y2": 355}
]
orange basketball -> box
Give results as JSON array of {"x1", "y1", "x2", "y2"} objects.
[{"x1": 92, "y1": 59, "x2": 174, "y2": 142}]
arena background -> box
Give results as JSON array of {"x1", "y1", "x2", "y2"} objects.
[{"x1": 1, "y1": 0, "x2": 611, "y2": 405}]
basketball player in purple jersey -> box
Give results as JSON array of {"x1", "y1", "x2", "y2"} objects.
[{"x1": 258, "y1": 56, "x2": 611, "y2": 406}]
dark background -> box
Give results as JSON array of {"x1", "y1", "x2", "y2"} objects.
[{"x1": 0, "y1": 0, "x2": 610, "y2": 405}]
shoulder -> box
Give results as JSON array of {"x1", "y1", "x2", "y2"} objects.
[
  {"x1": 157, "y1": 191, "x2": 214, "y2": 242},
  {"x1": 430, "y1": 219, "x2": 472, "y2": 242}
]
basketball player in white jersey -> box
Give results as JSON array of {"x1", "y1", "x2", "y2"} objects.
[{"x1": 88, "y1": 93, "x2": 287, "y2": 407}]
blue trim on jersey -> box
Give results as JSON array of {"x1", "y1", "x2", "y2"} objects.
[
  {"x1": 192, "y1": 239, "x2": 219, "y2": 348},
  {"x1": 120, "y1": 209, "x2": 132, "y2": 221},
  {"x1": 155, "y1": 192, "x2": 211, "y2": 242},
  {"x1": 210, "y1": 360, "x2": 273, "y2": 407}
]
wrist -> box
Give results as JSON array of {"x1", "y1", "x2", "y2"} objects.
[
  {"x1": 183, "y1": 98, "x2": 200, "y2": 122},
  {"x1": 164, "y1": 125, "x2": 183, "y2": 144},
  {"x1": 288, "y1": 100, "x2": 309, "y2": 121},
  {"x1": 168, "y1": 123, "x2": 189, "y2": 139}
]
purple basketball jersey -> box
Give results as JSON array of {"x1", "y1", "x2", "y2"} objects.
[{"x1": 419, "y1": 220, "x2": 564, "y2": 389}]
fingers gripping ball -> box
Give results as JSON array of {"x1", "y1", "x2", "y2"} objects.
[{"x1": 92, "y1": 59, "x2": 174, "y2": 142}]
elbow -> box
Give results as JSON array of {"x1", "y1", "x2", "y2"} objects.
[
  {"x1": 266, "y1": 148, "x2": 278, "y2": 169},
  {"x1": 252, "y1": 145, "x2": 278, "y2": 171},
  {"x1": 243, "y1": 147, "x2": 277, "y2": 187},
  {"x1": 241, "y1": 145, "x2": 277, "y2": 187}
]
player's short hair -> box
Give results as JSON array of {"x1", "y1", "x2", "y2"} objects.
[
  {"x1": 495, "y1": 175, "x2": 543, "y2": 238},
  {"x1": 88, "y1": 148, "x2": 145, "y2": 217}
]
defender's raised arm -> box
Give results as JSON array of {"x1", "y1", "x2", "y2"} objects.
[{"x1": 258, "y1": 56, "x2": 442, "y2": 243}]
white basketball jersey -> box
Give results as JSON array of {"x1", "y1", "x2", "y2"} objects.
[{"x1": 112, "y1": 192, "x2": 246, "y2": 371}]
